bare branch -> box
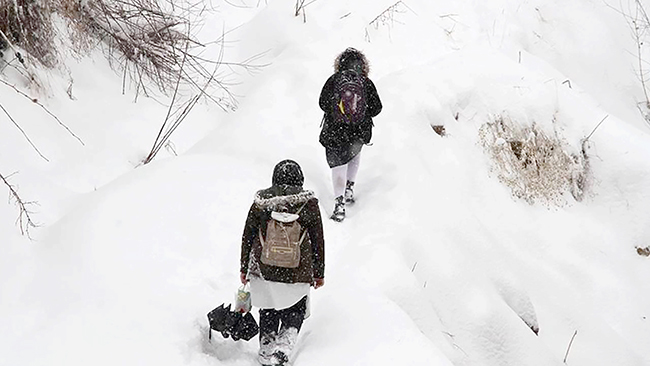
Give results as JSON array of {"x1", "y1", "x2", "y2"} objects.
[
  {"x1": 0, "y1": 79, "x2": 85, "y2": 146},
  {"x1": 563, "y1": 330, "x2": 578, "y2": 363},
  {"x1": 368, "y1": 1, "x2": 412, "y2": 27},
  {"x1": 0, "y1": 171, "x2": 39, "y2": 238},
  {"x1": 584, "y1": 115, "x2": 609, "y2": 142},
  {"x1": 142, "y1": 42, "x2": 188, "y2": 164},
  {"x1": 365, "y1": 1, "x2": 415, "y2": 42},
  {"x1": 0, "y1": 102, "x2": 49, "y2": 162}
]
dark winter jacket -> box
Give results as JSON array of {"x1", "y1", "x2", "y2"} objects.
[
  {"x1": 240, "y1": 161, "x2": 325, "y2": 284},
  {"x1": 319, "y1": 49, "x2": 382, "y2": 149}
]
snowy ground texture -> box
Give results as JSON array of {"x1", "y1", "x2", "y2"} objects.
[{"x1": 2, "y1": 0, "x2": 650, "y2": 365}]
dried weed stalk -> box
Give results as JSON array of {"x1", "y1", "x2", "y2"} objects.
[
  {"x1": 365, "y1": 1, "x2": 414, "y2": 42},
  {"x1": 294, "y1": 0, "x2": 317, "y2": 22},
  {"x1": 479, "y1": 114, "x2": 589, "y2": 206}
]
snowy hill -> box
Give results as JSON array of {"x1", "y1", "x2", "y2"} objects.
[{"x1": 2, "y1": 0, "x2": 650, "y2": 365}]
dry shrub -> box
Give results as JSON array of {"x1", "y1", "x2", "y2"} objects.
[
  {"x1": 479, "y1": 114, "x2": 589, "y2": 206},
  {"x1": 0, "y1": 0, "x2": 58, "y2": 68},
  {"x1": 2, "y1": 0, "x2": 246, "y2": 110},
  {"x1": 59, "y1": 0, "x2": 233, "y2": 101}
]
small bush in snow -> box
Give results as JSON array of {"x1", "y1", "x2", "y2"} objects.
[
  {"x1": 479, "y1": 114, "x2": 589, "y2": 206},
  {"x1": 0, "y1": 0, "x2": 58, "y2": 68},
  {"x1": 61, "y1": 0, "x2": 230, "y2": 99},
  {"x1": 2, "y1": 0, "x2": 246, "y2": 108}
]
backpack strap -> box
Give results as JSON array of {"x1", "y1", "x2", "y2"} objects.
[
  {"x1": 295, "y1": 202, "x2": 308, "y2": 215},
  {"x1": 294, "y1": 202, "x2": 309, "y2": 246}
]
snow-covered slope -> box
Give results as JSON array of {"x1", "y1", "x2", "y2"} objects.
[{"x1": 2, "y1": 1, "x2": 650, "y2": 365}]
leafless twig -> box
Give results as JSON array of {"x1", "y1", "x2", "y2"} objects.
[
  {"x1": 583, "y1": 115, "x2": 608, "y2": 142},
  {"x1": 142, "y1": 36, "x2": 219, "y2": 164},
  {"x1": 368, "y1": 1, "x2": 414, "y2": 27},
  {"x1": 0, "y1": 79, "x2": 85, "y2": 146},
  {"x1": 365, "y1": 1, "x2": 415, "y2": 42},
  {"x1": 563, "y1": 330, "x2": 578, "y2": 363},
  {"x1": 611, "y1": 0, "x2": 650, "y2": 124},
  {"x1": 0, "y1": 102, "x2": 49, "y2": 161},
  {"x1": 0, "y1": 171, "x2": 39, "y2": 238},
  {"x1": 294, "y1": 0, "x2": 318, "y2": 20}
]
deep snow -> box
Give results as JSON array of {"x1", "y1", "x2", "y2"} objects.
[{"x1": 2, "y1": 0, "x2": 650, "y2": 365}]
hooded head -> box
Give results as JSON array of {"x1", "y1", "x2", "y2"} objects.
[
  {"x1": 334, "y1": 47, "x2": 369, "y2": 77},
  {"x1": 272, "y1": 159, "x2": 304, "y2": 187},
  {"x1": 255, "y1": 159, "x2": 313, "y2": 207}
]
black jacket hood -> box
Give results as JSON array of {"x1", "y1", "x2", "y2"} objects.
[{"x1": 334, "y1": 47, "x2": 370, "y2": 77}]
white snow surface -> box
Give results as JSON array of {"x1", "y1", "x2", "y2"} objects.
[{"x1": 2, "y1": 0, "x2": 650, "y2": 365}]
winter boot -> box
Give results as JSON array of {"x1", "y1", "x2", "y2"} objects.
[
  {"x1": 344, "y1": 180, "x2": 355, "y2": 204},
  {"x1": 258, "y1": 332, "x2": 278, "y2": 366},
  {"x1": 330, "y1": 195, "x2": 345, "y2": 222},
  {"x1": 273, "y1": 327, "x2": 299, "y2": 366}
]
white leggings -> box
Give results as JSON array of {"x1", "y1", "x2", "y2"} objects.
[{"x1": 331, "y1": 152, "x2": 361, "y2": 198}]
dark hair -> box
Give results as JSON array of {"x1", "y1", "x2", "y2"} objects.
[{"x1": 272, "y1": 159, "x2": 304, "y2": 187}]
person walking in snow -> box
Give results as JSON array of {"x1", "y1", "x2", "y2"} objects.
[
  {"x1": 319, "y1": 47, "x2": 382, "y2": 222},
  {"x1": 240, "y1": 159, "x2": 325, "y2": 366}
]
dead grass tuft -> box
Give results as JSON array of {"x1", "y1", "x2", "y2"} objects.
[{"x1": 479, "y1": 114, "x2": 590, "y2": 206}]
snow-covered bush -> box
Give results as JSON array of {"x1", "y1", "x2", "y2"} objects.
[
  {"x1": 2, "y1": 0, "x2": 241, "y2": 103},
  {"x1": 0, "y1": 0, "x2": 57, "y2": 68},
  {"x1": 479, "y1": 114, "x2": 589, "y2": 206},
  {"x1": 61, "y1": 0, "x2": 221, "y2": 97}
]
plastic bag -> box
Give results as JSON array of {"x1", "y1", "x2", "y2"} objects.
[{"x1": 234, "y1": 284, "x2": 251, "y2": 313}]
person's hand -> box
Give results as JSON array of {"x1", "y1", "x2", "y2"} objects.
[
  {"x1": 313, "y1": 278, "x2": 324, "y2": 289},
  {"x1": 240, "y1": 272, "x2": 248, "y2": 285}
]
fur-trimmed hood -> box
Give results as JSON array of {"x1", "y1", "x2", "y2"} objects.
[
  {"x1": 254, "y1": 189, "x2": 316, "y2": 212},
  {"x1": 334, "y1": 47, "x2": 370, "y2": 77}
]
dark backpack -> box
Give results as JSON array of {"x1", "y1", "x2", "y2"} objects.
[{"x1": 333, "y1": 69, "x2": 367, "y2": 126}]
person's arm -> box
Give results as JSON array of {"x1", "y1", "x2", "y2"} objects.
[
  {"x1": 240, "y1": 203, "x2": 258, "y2": 282},
  {"x1": 319, "y1": 74, "x2": 337, "y2": 112},
  {"x1": 304, "y1": 198, "x2": 325, "y2": 284},
  {"x1": 365, "y1": 78, "x2": 382, "y2": 118}
]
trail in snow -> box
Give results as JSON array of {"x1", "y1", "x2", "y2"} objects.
[{"x1": 2, "y1": 1, "x2": 650, "y2": 366}]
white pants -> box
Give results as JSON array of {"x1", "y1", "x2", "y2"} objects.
[{"x1": 331, "y1": 152, "x2": 361, "y2": 198}]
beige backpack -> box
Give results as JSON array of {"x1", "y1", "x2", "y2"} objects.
[{"x1": 259, "y1": 204, "x2": 308, "y2": 268}]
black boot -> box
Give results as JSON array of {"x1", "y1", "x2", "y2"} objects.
[
  {"x1": 330, "y1": 196, "x2": 345, "y2": 222},
  {"x1": 344, "y1": 180, "x2": 355, "y2": 204},
  {"x1": 258, "y1": 331, "x2": 277, "y2": 366}
]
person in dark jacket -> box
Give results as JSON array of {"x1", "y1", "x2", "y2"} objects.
[
  {"x1": 319, "y1": 47, "x2": 382, "y2": 222},
  {"x1": 240, "y1": 159, "x2": 325, "y2": 366}
]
